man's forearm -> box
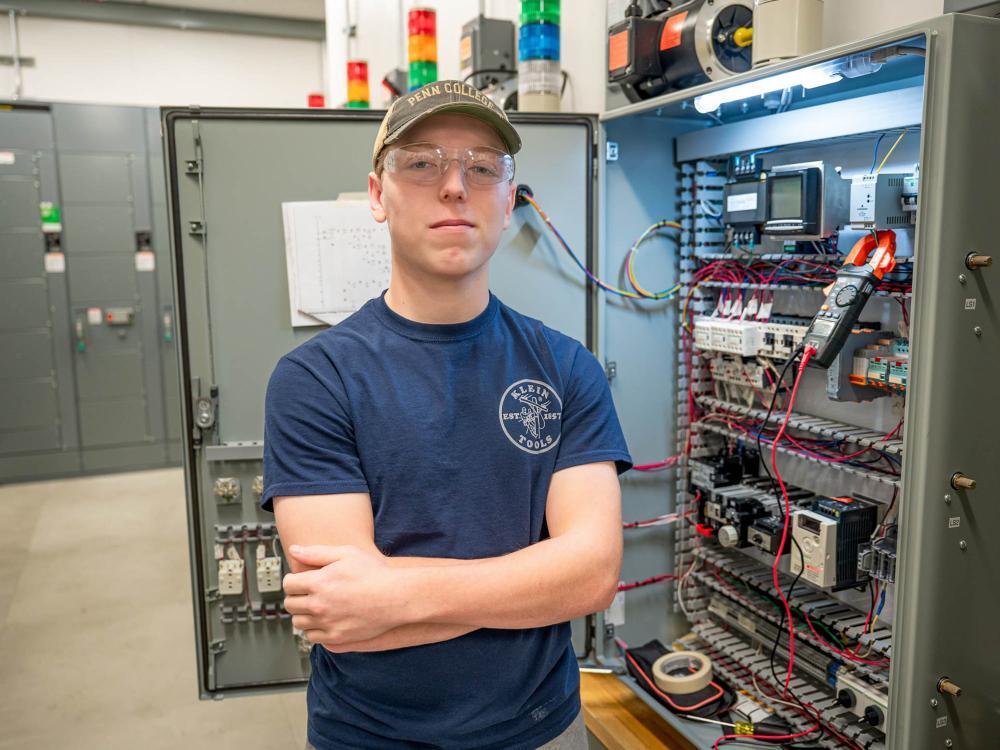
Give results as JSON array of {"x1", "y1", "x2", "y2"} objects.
[{"x1": 398, "y1": 529, "x2": 619, "y2": 631}]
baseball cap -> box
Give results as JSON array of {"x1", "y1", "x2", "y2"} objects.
[{"x1": 372, "y1": 80, "x2": 522, "y2": 171}]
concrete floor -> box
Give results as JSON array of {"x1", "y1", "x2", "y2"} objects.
[{"x1": 0, "y1": 467, "x2": 307, "y2": 750}]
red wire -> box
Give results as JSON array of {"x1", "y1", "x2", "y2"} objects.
[
  {"x1": 769, "y1": 346, "x2": 816, "y2": 696},
  {"x1": 618, "y1": 573, "x2": 678, "y2": 592},
  {"x1": 713, "y1": 724, "x2": 821, "y2": 750},
  {"x1": 802, "y1": 611, "x2": 890, "y2": 667}
]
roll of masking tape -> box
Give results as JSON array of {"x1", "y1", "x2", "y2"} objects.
[{"x1": 651, "y1": 651, "x2": 713, "y2": 695}]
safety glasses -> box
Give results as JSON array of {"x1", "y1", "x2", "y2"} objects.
[{"x1": 382, "y1": 141, "x2": 515, "y2": 187}]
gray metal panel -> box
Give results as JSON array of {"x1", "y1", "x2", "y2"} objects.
[
  {"x1": 2, "y1": 330, "x2": 53, "y2": 379},
  {"x1": 0, "y1": 280, "x2": 49, "y2": 329},
  {"x1": 50, "y1": 103, "x2": 146, "y2": 153},
  {"x1": 165, "y1": 108, "x2": 596, "y2": 697},
  {"x1": 601, "y1": 114, "x2": 691, "y2": 650},
  {"x1": 131, "y1": 153, "x2": 152, "y2": 230},
  {"x1": 0, "y1": 426, "x2": 61, "y2": 454},
  {"x1": 0, "y1": 179, "x2": 41, "y2": 227},
  {"x1": 888, "y1": 13, "x2": 1000, "y2": 750},
  {"x1": 0, "y1": 108, "x2": 55, "y2": 150},
  {"x1": 60, "y1": 205, "x2": 135, "y2": 255},
  {"x1": 78, "y1": 397, "x2": 149, "y2": 446},
  {"x1": 0, "y1": 231, "x2": 45, "y2": 278},
  {"x1": 66, "y1": 254, "x2": 137, "y2": 301},
  {"x1": 0, "y1": 149, "x2": 40, "y2": 177},
  {"x1": 491, "y1": 121, "x2": 590, "y2": 344},
  {"x1": 58, "y1": 153, "x2": 133, "y2": 204},
  {"x1": 74, "y1": 349, "x2": 144, "y2": 400},
  {"x1": 0, "y1": 380, "x2": 58, "y2": 431}
]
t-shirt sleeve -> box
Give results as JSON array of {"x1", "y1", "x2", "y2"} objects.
[
  {"x1": 553, "y1": 345, "x2": 633, "y2": 475},
  {"x1": 261, "y1": 355, "x2": 370, "y2": 512}
]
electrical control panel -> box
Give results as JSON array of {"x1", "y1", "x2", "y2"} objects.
[{"x1": 166, "y1": 15, "x2": 1000, "y2": 749}]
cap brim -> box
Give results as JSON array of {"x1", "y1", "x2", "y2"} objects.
[{"x1": 383, "y1": 101, "x2": 522, "y2": 156}]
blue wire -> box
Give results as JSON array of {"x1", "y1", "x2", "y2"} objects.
[
  {"x1": 869, "y1": 133, "x2": 887, "y2": 174},
  {"x1": 875, "y1": 589, "x2": 887, "y2": 616}
]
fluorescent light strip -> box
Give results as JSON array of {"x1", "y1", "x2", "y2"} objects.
[{"x1": 694, "y1": 65, "x2": 844, "y2": 114}]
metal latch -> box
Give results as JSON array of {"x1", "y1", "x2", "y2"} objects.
[{"x1": 605, "y1": 359, "x2": 617, "y2": 383}]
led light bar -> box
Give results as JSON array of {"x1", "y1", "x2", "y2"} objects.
[{"x1": 694, "y1": 65, "x2": 843, "y2": 114}]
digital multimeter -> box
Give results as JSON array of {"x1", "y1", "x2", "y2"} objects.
[{"x1": 802, "y1": 230, "x2": 898, "y2": 368}]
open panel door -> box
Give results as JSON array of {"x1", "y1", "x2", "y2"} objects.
[{"x1": 163, "y1": 107, "x2": 599, "y2": 696}]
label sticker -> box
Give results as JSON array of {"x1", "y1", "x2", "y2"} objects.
[
  {"x1": 459, "y1": 35, "x2": 472, "y2": 66},
  {"x1": 965, "y1": 298, "x2": 977, "y2": 310},
  {"x1": 0, "y1": 151, "x2": 14, "y2": 165},
  {"x1": 608, "y1": 30, "x2": 629, "y2": 71},
  {"x1": 43, "y1": 252, "x2": 65, "y2": 273},
  {"x1": 948, "y1": 517, "x2": 961, "y2": 529},
  {"x1": 87, "y1": 307, "x2": 102, "y2": 325},
  {"x1": 936, "y1": 716, "x2": 948, "y2": 728},
  {"x1": 605, "y1": 588, "x2": 626, "y2": 627},
  {"x1": 40, "y1": 201, "x2": 62, "y2": 232},
  {"x1": 737, "y1": 613, "x2": 756, "y2": 633},
  {"x1": 135, "y1": 250, "x2": 156, "y2": 272},
  {"x1": 727, "y1": 192, "x2": 758, "y2": 212},
  {"x1": 660, "y1": 10, "x2": 688, "y2": 51}
]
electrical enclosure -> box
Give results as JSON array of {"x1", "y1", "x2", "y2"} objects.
[{"x1": 168, "y1": 13, "x2": 999, "y2": 750}]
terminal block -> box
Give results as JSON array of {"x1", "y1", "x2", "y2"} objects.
[
  {"x1": 218, "y1": 557, "x2": 245, "y2": 596},
  {"x1": 214, "y1": 477, "x2": 242, "y2": 503}
]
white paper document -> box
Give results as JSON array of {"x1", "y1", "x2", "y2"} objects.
[{"x1": 282, "y1": 199, "x2": 391, "y2": 327}]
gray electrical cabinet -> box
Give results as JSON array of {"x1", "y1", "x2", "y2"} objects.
[
  {"x1": 0, "y1": 102, "x2": 181, "y2": 483},
  {"x1": 170, "y1": 13, "x2": 999, "y2": 750}
]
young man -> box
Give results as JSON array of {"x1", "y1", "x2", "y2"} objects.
[{"x1": 262, "y1": 82, "x2": 632, "y2": 750}]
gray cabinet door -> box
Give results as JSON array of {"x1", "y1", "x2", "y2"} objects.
[{"x1": 164, "y1": 108, "x2": 597, "y2": 696}]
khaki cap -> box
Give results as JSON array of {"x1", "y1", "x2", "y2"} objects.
[{"x1": 372, "y1": 80, "x2": 521, "y2": 171}]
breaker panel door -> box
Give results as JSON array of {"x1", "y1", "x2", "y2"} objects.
[{"x1": 163, "y1": 108, "x2": 598, "y2": 696}]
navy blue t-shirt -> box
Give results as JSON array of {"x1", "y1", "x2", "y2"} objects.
[{"x1": 262, "y1": 292, "x2": 632, "y2": 750}]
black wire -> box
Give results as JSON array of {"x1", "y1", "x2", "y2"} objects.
[{"x1": 461, "y1": 67, "x2": 516, "y2": 85}]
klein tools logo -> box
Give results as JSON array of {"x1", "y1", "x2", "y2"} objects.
[{"x1": 499, "y1": 379, "x2": 562, "y2": 454}]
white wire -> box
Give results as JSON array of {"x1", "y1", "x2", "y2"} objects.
[
  {"x1": 683, "y1": 713, "x2": 738, "y2": 728},
  {"x1": 752, "y1": 667, "x2": 802, "y2": 710},
  {"x1": 677, "y1": 547, "x2": 701, "y2": 619}
]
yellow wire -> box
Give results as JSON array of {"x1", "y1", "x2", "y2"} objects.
[{"x1": 874, "y1": 129, "x2": 909, "y2": 175}]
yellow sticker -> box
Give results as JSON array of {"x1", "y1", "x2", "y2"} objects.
[{"x1": 734, "y1": 722, "x2": 754, "y2": 736}]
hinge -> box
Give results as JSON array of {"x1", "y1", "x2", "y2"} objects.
[
  {"x1": 206, "y1": 587, "x2": 220, "y2": 602},
  {"x1": 209, "y1": 638, "x2": 226, "y2": 654},
  {"x1": 604, "y1": 359, "x2": 617, "y2": 383}
]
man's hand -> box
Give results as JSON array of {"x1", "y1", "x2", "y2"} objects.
[{"x1": 283, "y1": 544, "x2": 410, "y2": 647}]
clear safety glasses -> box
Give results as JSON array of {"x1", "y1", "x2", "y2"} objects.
[{"x1": 382, "y1": 142, "x2": 515, "y2": 187}]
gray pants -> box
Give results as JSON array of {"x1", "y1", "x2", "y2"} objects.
[{"x1": 306, "y1": 710, "x2": 587, "y2": 750}]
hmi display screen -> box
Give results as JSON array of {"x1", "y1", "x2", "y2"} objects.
[{"x1": 770, "y1": 174, "x2": 803, "y2": 219}]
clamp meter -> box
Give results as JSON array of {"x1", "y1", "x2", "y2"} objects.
[{"x1": 803, "y1": 230, "x2": 898, "y2": 368}]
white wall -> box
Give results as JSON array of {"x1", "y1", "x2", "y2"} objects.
[{"x1": 0, "y1": 15, "x2": 325, "y2": 108}]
